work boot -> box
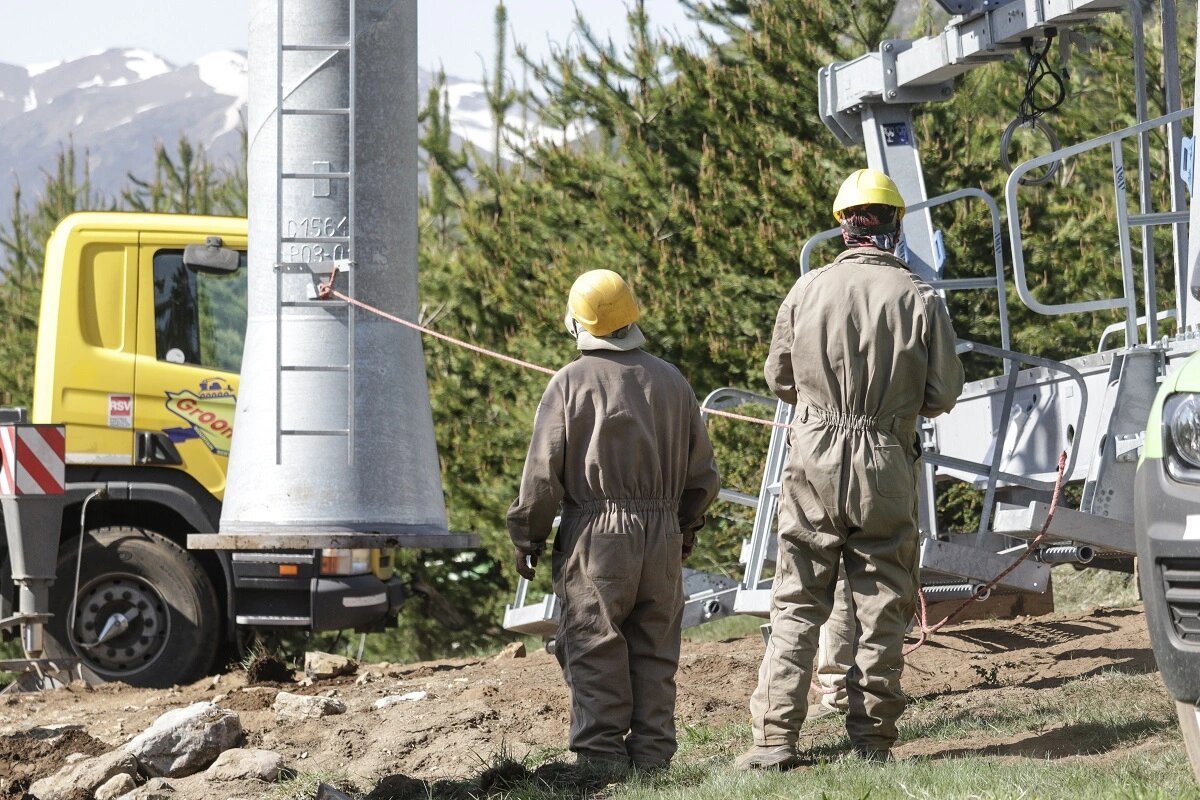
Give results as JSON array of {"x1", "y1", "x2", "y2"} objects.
[
  {"x1": 734, "y1": 744, "x2": 804, "y2": 771},
  {"x1": 851, "y1": 746, "x2": 892, "y2": 763}
]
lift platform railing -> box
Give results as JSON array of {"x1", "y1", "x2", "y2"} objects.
[{"x1": 1006, "y1": 106, "x2": 1195, "y2": 346}]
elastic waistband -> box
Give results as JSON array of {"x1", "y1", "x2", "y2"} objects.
[
  {"x1": 565, "y1": 498, "x2": 679, "y2": 515},
  {"x1": 798, "y1": 405, "x2": 916, "y2": 434}
]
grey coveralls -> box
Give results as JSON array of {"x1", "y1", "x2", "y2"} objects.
[
  {"x1": 508, "y1": 344, "x2": 720, "y2": 767},
  {"x1": 750, "y1": 246, "x2": 964, "y2": 754}
]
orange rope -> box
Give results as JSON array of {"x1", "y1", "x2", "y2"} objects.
[
  {"x1": 902, "y1": 450, "x2": 1069, "y2": 656},
  {"x1": 328, "y1": 289, "x2": 790, "y2": 428}
]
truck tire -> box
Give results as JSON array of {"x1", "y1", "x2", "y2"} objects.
[
  {"x1": 43, "y1": 526, "x2": 219, "y2": 688},
  {"x1": 1179, "y1": 701, "x2": 1200, "y2": 783}
]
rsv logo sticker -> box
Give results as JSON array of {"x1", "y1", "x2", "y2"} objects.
[{"x1": 165, "y1": 379, "x2": 236, "y2": 456}]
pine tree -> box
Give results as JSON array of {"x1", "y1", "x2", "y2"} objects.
[{"x1": 0, "y1": 144, "x2": 107, "y2": 406}]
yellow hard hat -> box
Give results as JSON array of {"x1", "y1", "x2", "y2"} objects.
[
  {"x1": 567, "y1": 269, "x2": 640, "y2": 337},
  {"x1": 832, "y1": 168, "x2": 906, "y2": 222}
]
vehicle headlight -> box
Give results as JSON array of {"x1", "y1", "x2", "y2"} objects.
[
  {"x1": 320, "y1": 548, "x2": 372, "y2": 576},
  {"x1": 1166, "y1": 393, "x2": 1200, "y2": 477}
]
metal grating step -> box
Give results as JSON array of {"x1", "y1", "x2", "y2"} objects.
[
  {"x1": 281, "y1": 108, "x2": 351, "y2": 116},
  {"x1": 282, "y1": 171, "x2": 352, "y2": 180},
  {"x1": 282, "y1": 44, "x2": 350, "y2": 52},
  {"x1": 281, "y1": 429, "x2": 350, "y2": 437},
  {"x1": 281, "y1": 300, "x2": 350, "y2": 309}
]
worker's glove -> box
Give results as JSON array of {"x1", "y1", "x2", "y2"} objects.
[
  {"x1": 682, "y1": 530, "x2": 697, "y2": 561},
  {"x1": 514, "y1": 545, "x2": 542, "y2": 580}
]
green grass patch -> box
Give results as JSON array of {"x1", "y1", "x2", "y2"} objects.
[
  {"x1": 268, "y1": 768, "x2": 364, "y2": 800},
  {"x1": 682, "y1": 615, "x2": 764, "y2": 643},
  {"x1": 1052, "y1": 567, "x2": 1140, "y2": 615},
  {"x1": 606, "y1": 749, "x2": 1193, "y2": 800}
]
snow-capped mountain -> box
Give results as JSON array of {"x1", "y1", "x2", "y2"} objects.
[
  {"x1": 0, "y1": 48, "x2": 536, "y2": 222},
  {"x1": 0, "y1": 49, "x2": 248, "y2": 219}
]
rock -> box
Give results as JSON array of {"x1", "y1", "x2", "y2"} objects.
[
  {"x1": 28, "y1": 750, "x2": 139, "y2": 800},
  {"x1": 123, "y1": 701, "x2": 243, "y2": 778},
  {"x1": 95, "y1": 772, "x2": 138, "y2": 800},
  {"x1": 303, "y1": 650, "x2": 357, "y2": 679},
  {"x1": 354, "y1": 671, "x2": 378, "y2": 686},
  {"x1": 117, "y1": 777, "x2": 174, "y2": 799},
  {"x1": 494, "y1": 641, "x2": 527, "y2": 660},
  {"x1": 203, "y1": 748, "x2": 285, "y2": 782},
  {"x1": 272, "y1": 691, "x2": 347, "y2": 720},
  {"x1": 64, "y1": 752, "x2": 90, "y2": 764},
  {"x1": 373, "y1": 691, "x2": 427, "y2": 710}
]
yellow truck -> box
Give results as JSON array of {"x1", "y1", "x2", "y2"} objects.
[{"x1": 0, "y1": 211, "x2": 405, "y2": 687}]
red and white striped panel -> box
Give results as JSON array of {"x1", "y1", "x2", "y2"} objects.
[{"x1": 0, "y1": 425, "x2": 66, "y2": 496}]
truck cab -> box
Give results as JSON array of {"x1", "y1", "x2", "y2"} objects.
[{"x1": 1, "y1": 212, "x2": 404, "y2": 687}]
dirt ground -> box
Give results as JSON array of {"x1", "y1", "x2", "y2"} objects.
[{"x1": 0, "y1": 606, "x2": 1163, "y2": 798}]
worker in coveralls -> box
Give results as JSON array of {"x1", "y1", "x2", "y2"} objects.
[
  {"x1": 736, "y1": 169, "x2": 964, "y2": 769},
  {"x1": 507, "y1": 269, "x2": 721, "y2": 772}
]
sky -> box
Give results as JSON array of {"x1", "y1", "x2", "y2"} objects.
[{"x1": 0, "y1": 1, "x2": 702, "y2": 81}]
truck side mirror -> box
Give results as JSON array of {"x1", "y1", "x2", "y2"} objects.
[{"x1": 183, "y1": 236, "x2": 240, "y2": 274}]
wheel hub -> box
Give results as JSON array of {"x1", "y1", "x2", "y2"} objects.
[{"x1": 72, "y1": 573, "x2": 170, "y2": 675}]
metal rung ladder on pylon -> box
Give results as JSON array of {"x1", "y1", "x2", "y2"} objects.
[{"x1": 273, "y1": 0, "x2": 358, "y2": 463}]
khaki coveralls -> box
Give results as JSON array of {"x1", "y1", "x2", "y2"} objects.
[
  {"x1": 508, "y1": 345, "x2": 720, "y2": 767},
  {"x1": 750, "y1": 247, "x2": 964, "y2": 754}
]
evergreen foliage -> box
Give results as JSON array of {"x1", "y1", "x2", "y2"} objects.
[{"x1": 0, "y1": 145, "x2": 109, "y2": 405}]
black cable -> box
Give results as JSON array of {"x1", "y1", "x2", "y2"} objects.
[{"x1": 1018, "y1": 28, "x2": 1067, "y2": 123}]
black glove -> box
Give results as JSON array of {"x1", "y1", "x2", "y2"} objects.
[
  {"x1": 682, "y1": 530, "x2": 697, "y2": 561},
  {"x1": 514, "y1": 545, "x2": 541, "y2": 580}
]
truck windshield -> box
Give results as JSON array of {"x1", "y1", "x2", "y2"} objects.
[{"x1": 153, "y1": 249, "x2": 248, "y2": 373}]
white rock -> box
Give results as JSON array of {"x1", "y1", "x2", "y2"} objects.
[
  {"x1": 28, "y1": 750, "x2": 139, "y2": 800},
  {"x1": 373, "y1": 691, "x2": 427, "y2": 710},
  {"x1": 303, "y1": 650, "x2": 357, "y2": 679},
  {"x1": 493, "y1": 641, "x2": 527, "y2": 659},
  {"x1": 203, "y1": 748, "x2": 285, "y2": 781},
  {"x1": 272, "y1": 691, "x2": 347, "y2": 720},
  {"x1": 123, "y1": 701, "x2": 243, "y2": 778},
  {"x1": 116, "y1": 777, "x2": 174, "y2": 799},
  {"x1": 95, "y1": 772, "x2": 138, "y2": 800}
]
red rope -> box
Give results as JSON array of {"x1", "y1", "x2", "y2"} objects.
[{"x1": 902, "y1": 450, "x2": 1069, "y2": 656}]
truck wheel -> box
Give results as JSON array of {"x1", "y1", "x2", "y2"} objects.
[
  {"x1": 1179, "y1": 701, "x2": 1200, "y2": 783},
  {"x1": 44, "y1": 526, "x2": 219, "y2": 688}
]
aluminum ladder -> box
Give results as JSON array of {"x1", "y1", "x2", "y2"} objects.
[{"x1": 273, "y1": 0, "x2": 357, "y2": 463}]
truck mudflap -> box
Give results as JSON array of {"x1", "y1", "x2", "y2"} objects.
[
  {"x1": 1134, "y1": 459, "x2": 1200, "y2": 704},
  {"x1": 311, "y1": 574, "x2": 406, "y2": 631}
]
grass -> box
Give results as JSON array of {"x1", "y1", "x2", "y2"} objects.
[
  {"x1": 268, "y1": 768, "x2": 362, "y2": 800},
  {"x1": 1051, "y1": 567, "x2": 1140, "y2": 615},
  {"x1": 683, "y1": 614, "x2": 765, "y2": 643}
]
